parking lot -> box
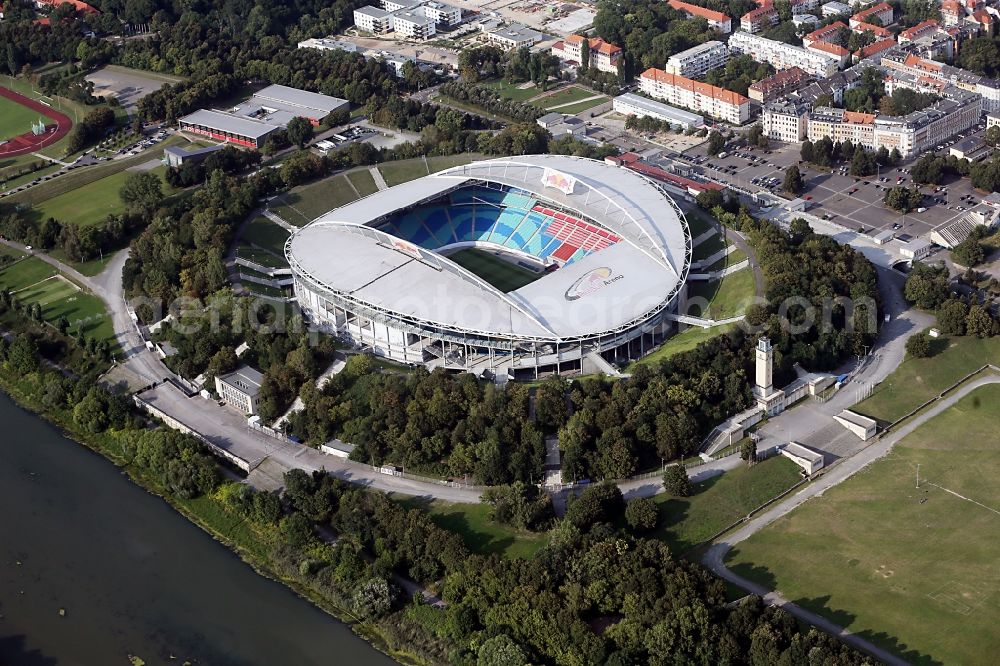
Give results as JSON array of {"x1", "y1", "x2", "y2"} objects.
[{"x1": 672, "y1": 139, "x2": 985, "y2": 241}]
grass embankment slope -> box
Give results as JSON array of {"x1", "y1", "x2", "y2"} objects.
[{"x1": 727, "y1": 383, "x2": 1000, "y2": 666}]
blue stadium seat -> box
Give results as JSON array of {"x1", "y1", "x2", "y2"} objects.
[
  {"x1": 488, "y1": 209, "x2": 527, "y2": 244},
  {"x1": 422, "y1": 206, "x2": 455, "y2": 245},
  {"x1": 395, "y1": 213, "x2": 431, "y2": 246},
  {"x1": 475, "y1": 209, "x2": 502, "y2": 241},
  {"x1": 567, "y1": 248, "x2": 589, "y2": 265},
  {"x1": 448, "y1": 208, "x2": 477, "y2": 241}
]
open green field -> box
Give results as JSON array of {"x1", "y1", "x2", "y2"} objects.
[
  {"x1": 447, "y1": 248, "x2": 541, "y2": 292},
  {"x1": 536, "y1": 85, "x2": 599, "y2": 109},
  {"x1": 727, "y1": 384, "x2": 1000, "y2": 665},
  {"x1": 241, "y1": 215, "x2": 290, "y2": 256},
  {"x1": 687, "y1": 266, "x2": 755, "y2": 321},
  {"x1": 706, "y1": 246, "x2": 748, "y2": 272},
  {"x1": 855, "y1": 335, "x2": 1000, "y2": 424},
  {"x1": 32, "y1": 165, "x2": 171, "y2": 227},
  {"x1": 237, "y1": 244, "x2": 287, "y2": 269},
  {"x1": 269, "y1": 169, "x2": 381, "y2": 226},
  {"x1": 0, "y1": 95, "x2": 43, "y2": 140},
  {"x1": 631, "y1": 323, "x2": 737, "y2": 368},
  {"x1": 482, "y1": 79, "x2": 541, "y2": 103},
  {"x1": 426, "y1": 153, "x2": 483, "y2": 174},
  {"x1": 653, "y1": 456, "x2": 801, "y2": 554},
  {"x1": 401, "y1": 499, "x2": 548, "y2": 560},
  {"x1": 378, "y1": 159, "x2": 430, "y2": 186},
  {"x1": 549, "y1": 97, "x2": 610, "y2": 115},
  {"x1": 0, "y1": 256, "x2": 114, "y2": 342},
  {"x1": 684, "y1": 210, "x2": 714, "y2": 237}
]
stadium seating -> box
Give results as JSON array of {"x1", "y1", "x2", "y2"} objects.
[{"x1": 384, "y1": 188, "x2": 620, "y2": 266}]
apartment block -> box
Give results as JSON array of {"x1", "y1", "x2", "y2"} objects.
[
  {"x1": 850, "y1": 2, "x2": 892, "y2": 28},
  {"x1": 667, "y1": 0, "x2": 732, "y2": 33},
  {"x1": 392, "y1": 8, "x2": 436, "y2": 39},
  {"x1": 354, "y1": 5, "x2": 394, "y2": 33},
  {"x1": 728, "y1": 30, "x2": 839, "y2": 77},
  {"x1": 762, "y1": 100, "x2": 810, "y2": 142},
  {"x1": 664, "y1": 41, "x2": 729, "y2": 79},
  {"x1": 551, "y1": 35, "x2": 622, "y2": 74},
  {"x1": 740, "y1": 6, "x2": 779, "y2": 33},
  {"x1": 639, "y1": 68, "x2": 750, "y2": 124},
  {"x1": 748, "y1": 67, "x2": 811, "y2": 103},
  {"x1": 808, "y1": 107, "x2": 876, "y2": 148}
]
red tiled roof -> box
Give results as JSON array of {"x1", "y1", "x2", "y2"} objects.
[
  {"x1": 851, "y1": 2, "x2": 891, "y2": 22},
  {"x1": 749, "y1": 66, "x2": 810, "y2": 93},
  {"x1": 860, "y1": 37, "x2": 896, "y2": 57},
  {"x1": 900, "y1": 19, "x2": 939, "y2": 39},
  {"x1": 641, "y1": 68, "x2": 750, "y2": 106},
  {"x1": 808, "y1": 41, "x2": 849, "y2": 57},
  {"x1": 853, "y1": 22, "x2": 892, "y2": 38},
  {"x1": 805, "y1": 21, "x2": 848, "y2": 43},
  {"x1": 36, "y1": 0, "x2": 99, "y2": 13},
  {"x1": 668, "y1": 0, "x2": 730, "y2": 24},
  {"x1": 843, "y1": 110, "x2": 876, "y2": 124},
  {"x1": 741, "y1": 6, "x2": 777, "y2": 22}
]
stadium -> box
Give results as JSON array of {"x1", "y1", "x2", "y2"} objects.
[{"x1": 286, "y1": 155, "x2": 693, "y2": 378}]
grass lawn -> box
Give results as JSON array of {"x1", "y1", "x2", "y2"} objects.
[
  {"x1": 0, "y1": 256, "x2": 114, "y2": 343},
  {"x1": 401, "y1": 498, "x2": 548, "y2": 560},
  {"x1": 630, "y1": 323, "x2": 737, "y2": 369},
  {"x1": 32, "y1": 165, "x2": 173, "y2": 227},
  {"x1": 447, "y1": 248, "x2": 541, "y2": 292},
  {"x1": 378, "y1": 159, "x2": 430, "y2": 186},
  {"x1": 426, "y1": 153, "x2": 484, "y2": 174},
  {"x1": 48, "y1": 247, "x2": 117, "y2": 277},
  {"x1": 237, "y1": 244, "x2": 288, "y2": 269},
  {"x1": 0, "y1": 95, "x2": 45, "y2": 140},
  {"x1": 481, "y1": 79, "x2": 541, "y2": 103},
  {"x1": 653, "y1": 456, "x2": 802, "y2": 554},
  {"x1": 686, "y1": 267, "x2": 755, "y2": 320},
  {"x1": 548, "y1": 97, "x2": 610, "y2": 115},
  {"x1": 706, "y1": 247, "x2": 748, "y2": 272},
  {"x1": 691, "y1": 233, "x2": 726, "y2": 263},
  {"x1": 536, "y1": 85, "x2": 599, "y2": 110},
  {"x1": 346, "y1": 169, "x2": 379, "y2": 197},
  {"x1": 269, "y1": 173, "x2": 364, "y2": 225},
  {"x1": 727, "y1": 384, "x2": 1000, "y2": 665},
  {"x1": 0, "y1": 162, "x2": 62, "y2": 191},
  {"x1": 684, "y1": 210, "x2": 714, "y2": 237},
  {"x1": 854, "y1": 335, "x2": 1000, "y2": 424},
  {"x1": 241, "y1": 215, "x2": 290, "y2": 256}
]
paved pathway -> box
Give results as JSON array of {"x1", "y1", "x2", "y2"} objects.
[
  {"x1": 702, "y1": 374, "x2": 1000, "y2": 666},
  {"x1": 369, "y1": 165, "x2": 388, "y2": 191},
  {"x1": 262, "y1": 208, "x2": 296, "y2": 233},
  {"x1": 545, "y1": 94, "x2": 607, "y2": 111}
]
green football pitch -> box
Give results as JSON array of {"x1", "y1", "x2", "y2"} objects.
[
  {"x1": 446, "y1": 248, "x2": 542, "y2": 292},
  {"x1": 0, "y1": 95, "x2": 43, "y2": 140}
]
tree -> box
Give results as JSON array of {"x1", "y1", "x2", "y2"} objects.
[
  {"x1": 883, "y1": 186, "x2": 922, "y2": 213},
  {"x1": 904, "y1": 263, "x2": 949, "y2": 309},
  {"x1": 986, "y1": 125, "x2": 1000, "y2": 147},
  {"x1": 782, "y1": 165, "x2": 803, "y2": 195},
  {"x1": 936, "y1": 298, "x2": 968, "y2": 335},
  {"x1": 477, "y1": 634, "x2": 527, "y2": 666},
  {"x1": 740, "y1": 439, "x2": 758, "y2": 465},
  {"x1": 119, "y1": 172, "x2": 164, "y2": 213},
  {"x1": 662, "y1": 465, "x2": 692, "y2": 497},
  {"x1": 905, "y1": 333, "x2": 930, "y2": 358},
  {"x1": 285, "y1": 116, "x2": 314, "y2": 148},
  {"x1": 952, "y1": 232, "x2": 986, "y2": 267},
  {"x1": 966, "y1": 305, "x2": 997, "y2": 338},
  {"x1": 7, "y1": 336, "x2": 39, "y2": 374},
  {"x1": 624, "y1": 497, "x2": 659, "y2": 532},
  {"x1": 707, "y1": 130, "x2": 726, "y2": 155},
  {"x1": 352, "y1": 577, "x2": 395, "y2": 619},
  {"x1": 800, "y1": 140, "x2": 814, "y2": 163},
  {"x1": 849, "y1": 148, "x2": 876, "y2": 177},
  {"x1": 565, "y1": 482, "x2": 624, "y2": 530}
]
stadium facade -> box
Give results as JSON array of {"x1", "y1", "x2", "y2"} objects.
[{"x1": 286, "y1": 155, "x2": 693, "y2": 378}]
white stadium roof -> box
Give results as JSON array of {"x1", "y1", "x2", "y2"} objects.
[{"x1": 287, "y1": 155, "x2": 692, "y2": 342}]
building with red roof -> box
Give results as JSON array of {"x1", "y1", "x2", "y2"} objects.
[
  {"x1": 551, "y1": 34, "x2": 622, "y2": 74},
  {"x1": 667, "y1": 0, "x2": 732, "y2": 33},
  {"x1": 639, "y1": 67, "x2": 750, "y2": 123},
  {"x1": 740, "y1": 6, "x2": 778, "y2": 33},
  {"x1": 34, "y1": 0, "x2": 99, "y2": 14}
]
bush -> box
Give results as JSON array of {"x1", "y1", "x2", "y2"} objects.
[
  {"x1": 905, "y1": 333, "x2": 930, "y2": 358},
  {"x1": 565, "y1": 482, "x2": 624, "y2": 530},
  {"x1": 662, "y1": 465, "x2": 692, "y2": 497},
  {"x1": 624, "y1": 498, "x2": 659, "y2": 532}
]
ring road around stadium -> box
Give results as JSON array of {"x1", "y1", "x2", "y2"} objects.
[{"x1": 285, "y1": 155, "x2": 693, "y2": 379}]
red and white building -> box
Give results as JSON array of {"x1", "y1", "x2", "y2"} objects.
[
  {"x1": 551, "y1": 35, "x2": 622, "y2": 74},
  {"x1": 668, "y1": 0, "x2": 732, "y2": 33},
  {"x1": 849, "y1": 2, "x2": 892, "y2": 30},
  {"x1": 639, "y1": 68, "x2": 750, "y2": 124},
  {"x1": 740, "y1": 6, "x2": 778, "y2": 33}
]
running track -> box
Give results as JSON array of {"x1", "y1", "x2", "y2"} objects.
[{"x1": 0, "y1": 86, "x2": 72, "y2": 158}]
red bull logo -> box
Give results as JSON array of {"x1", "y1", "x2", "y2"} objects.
[{"x1": 565, "y1": 267, "x2": 624, "y2": 301}]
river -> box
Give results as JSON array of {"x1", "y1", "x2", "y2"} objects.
[{"x1": 0, "y1": 391, "x2": 396, "y2": 666}]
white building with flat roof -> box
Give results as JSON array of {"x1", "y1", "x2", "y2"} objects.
[
  {"x1": 483, "y1": 23, "x2": 543, "y2": 49},
  {"x1": 215, "y1": 366, "x2": 264, "y2": 415},
  {"x1": 354, "y1": 5, "x2": 394, "y2": 33},
  {"x1": 297, "y1": 37, "x2": 359, "y2": 53},
  {"x1": 762, "y1": 100, "x2": 809, "y2": 142},
  {"x1": 392, "y1": 8, "x2": 437, "y2": 39},
  {"x1": 613, "y1": 93, "x2": 705, "y2": 130},
  {"x1": 728, "y1": 30, "x2": 839, "y2": 77},
  {"x1": 664, "y1": 41, "x2": 729, "y2": 79}
]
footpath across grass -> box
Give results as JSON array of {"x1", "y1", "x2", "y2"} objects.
[
  {"x1": 855, "y1": 335, "x2": 1000, "y2": 423},
  {"x1": 652, "y1": 456, "x2": 802, "y2": 554},
  {"x1": 727, "y1": 384, "x2": 1000, "y2": 665}
]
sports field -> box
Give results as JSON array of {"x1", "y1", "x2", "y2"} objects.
[
  {"x1": 446, "y1": 248, "x2": 541, "y2": 292},
  {"x1": 726, "y1": 383, "x2": 1000, "y2": 665},
  {"x1": 0, "y1": 256, "x2": 114, "y2": 343},
  {"x1": 0, "y1": 95, "x2": 41, "y2": 139}
]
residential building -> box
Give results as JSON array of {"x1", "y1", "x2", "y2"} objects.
[
  {"x1": 663, "y1": 41, "x2": 729, "y2": 79},
  {"x1": 805, "y1": 40, "x2": 850, "y2": 68},
  {"x1": 412, "y1": 0, "x2": 460, "y2": 24},
  {"x1": 898, "y1": 19, "x2": 940, "y2": 43},
  {"x1": 808, "y1": 107, "x2": 876, "y2": 148},
  {"x1": 881, "y1": 50, "x2": 1000, "y2": 111},
  {"x1": 762, "y1": 100, "x2": 810, "y2": 141},
  {"x1": 613, "y1": 93, "x2": 706, "y2": 130},
  {"x1": 792, "y1": 14, "x2": 820, "y2": 28},
  {"x1": 748, "y1": 66, "x2": 811, "y2": 103},
  {"x1": 740, "y1": 6, "x2": 778, "y2": 33},
  {"x1": 789, "y1": 67, "x2": 861, "y2": 104},
  {"x1": 215, "y1": 366, "x2": 264, "y2": 415},
  {"x1": 821, "y1": 1, "x2": 851, "y2": 17},
  {"x1": 872, "y1": 88, "x2": 981, "y2": 157},
  {"x1": 551, "y1": 35, "x2": 622, "y2": 74},
  {"x1": 382, "y1": 0, "x2": 420, "y2": 10},
  {"x1": 859, "y1": 37, "x2": 897, "y2": 60},
  {"x1": 987, "y1": 112, "x2": 1000, "y2": 128},
  {"x1": 849, "y1": 2, "x2": 892, "y2": 28},
  {"x1": 728, "y1": 30, "x2": 839, "y2": 77},
  {"x1": 802, "y1": 21, "x2": 847, "y2": 47},
  {"x1": 667, "y1": 0, "x2": 732, "y2": 33},
  {"x1": 392, "y1": 8, "x2": 436, "y2": 39},
  {"x1": 639, "y1": 68, "x2": 751, "y2": 124},
  {"x1": 354, "y1": 5, "x2": 394, "y2": 33},
  {"x1": 483, "y1": 23, "x2": 543, "y2": 49}
]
